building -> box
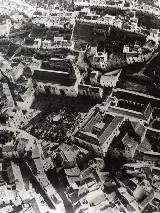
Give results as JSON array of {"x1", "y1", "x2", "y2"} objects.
[
  {"x1": 124, "y1": 178, "x2": 146, "y2": 201},
  {"x1": 108, "y1": 89, "x2": 154, "y2": 124},
  {"x1": 104, "y1": 14, "x2": 116, "y2": 25},
  {"x1": 0, "y1": 19, "x2": 12, "y2": 37},
  {"x1": 2, "y1": 83, "x2": 15, "y2": 109},
  {"x1": 12, "y1": 62, "x2": 25, "y2": 81},
  {"x1": 74, "y1": 0, "x2": 90, "y2": 7},
  {"x1": 32, "y1": 58, "x2": 79, "y2": 97},
  {"x1": 122, "y1": 133, "x2": 139, "y2": 159},
  {"x1": 124, "y1": 162, "x2": 153, "y2": 178},
  {"x1": 74, "y1": 109, "x2": 124, "y2": 157},
  {"x1": 78, "y1": 84, "x2": 103, "y2": 100},
  {"x1": 2, "y1": 107, "x2": 25, "y2": 129},
  {"x1": 100, "y1": 69, "x2": 121, "y2": 88}
]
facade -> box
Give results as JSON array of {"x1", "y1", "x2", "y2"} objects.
[
  {"x1": 78, "y1": 84, "x2": 103, "y2": 100},
  {"x1": 100, "y1": 69, "x2": 121, "y2": 88}
]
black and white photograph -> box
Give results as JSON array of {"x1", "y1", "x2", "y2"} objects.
[{"x1": 0, "y1": 0, "x2": 160, "y2": 212}]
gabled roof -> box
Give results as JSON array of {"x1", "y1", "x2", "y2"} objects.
[
  {"x1": 142, "y1": 103, "x2": 152, "y2": 121},
  {"x1": 122, "y1": 133, "x2": 139, "y2": 149},
  {"x1": 98, "y1": 116, "x2": 124, "y2": 146}
]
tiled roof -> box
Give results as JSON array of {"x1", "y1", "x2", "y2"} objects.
[
  {"x1": 108, "y1": 106, "x2": 145, "y2": 120},
  {"x1": 131, "y1": 121, "x2": 145, "y2": 137},
  {"x1": 64, "y1": 167, "x2": 80, "y2": 177},
  {"x1": 77, "y1": 131, "x2": 99, "y2": 146},
  {"x1": 98, "y1": 116, "x2": 123, "y2": 146},
  {"x1": 30, "y1": 25, "x2": 46, "y2": 38},
  {"x1": 137, "y1": 138, "x2": 152, "y2": 152},
  {"x1": 6, "y1": 43, "x2": 20, "y2": 58},
  {"x1": 82, "y1": 111, "x2": 102, "y2": 133},
  {"x1": 142, "y1": 103, "x2": 152, "y2": 121},
  {"x1": 2, "y1": 145, "x2": 12, "y2": 152},
  {"x1": 122, "y1": 133, "x2": 138, "y2": 149}
]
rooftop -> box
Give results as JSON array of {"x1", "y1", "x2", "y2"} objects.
[{"x1": 32, "y1": 68, "x2": 76, "y2": 86}]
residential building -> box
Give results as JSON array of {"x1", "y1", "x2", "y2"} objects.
[
  {"x1": 100, "y1": 69, "x2": 121, "y2": 88},
  {"x1": 0, "y1": 19, "x2": 12, "y2": 37},
  {"x1": 2, "y1": 107, "x2": 25, "y2": 129}
]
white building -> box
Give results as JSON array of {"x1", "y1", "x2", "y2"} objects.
[
  {"x1": 74, "y1": 0, "x2": 90, "y2": 7},
  {"x1": 0, "y1": 19, "x2": 12, "y2": 37},
  {"x1": 2, "y1": 107, "x2": 25, "y2": 129},
  {"x1": 100, "y1": 69, "x2": 121, "y2": 88}
]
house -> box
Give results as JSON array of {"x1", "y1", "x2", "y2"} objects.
[
  {"x1": 118, "y1": 187, "x2": 140, "y2": 213},
  {"x1": 2, "y1": 107, "x2": 25, "y2": 129},
  {"x1": 0, "y1": 19, "x2": 12, "y2": 37},
  {"x1": 42, "y1": 39, "x2": 52, "y2": 49},
  {"x1": 123, "y1": 45, "x2": 138, "y2": 59},
  {"x1": 104, "y1": 14, "x2": 116, "y2": 25},
  {"x1": 150, "y1": 28, "x2": 159, "y2": 39},
  {"x1": 139, "y1": 191, "x2": 160, "y2": 212},
  {"x1": 113, "y1": 18, "x2": 123, "y2": 29},
  {"x1": 92, "y1": 51, "x2": 108, "y2": 70},
  {"x1": 2, "y1": 83, "x2": 15, "y2": 108},
  {"x1": 24, "y1": 38, "x2": 42, "y2": 49},
  {"x1": 90, "y1": 70, "x2": 100, "y2": 86},
  {"x1": 86, "y1": 188, "x2": 106, "y2": 206},
  {"x1": 124, "y1": 178, "x2": 146, "y2": 201},
  {"x1": 2, "y1": 145, "x2": 14, "y2": 159},
  {"x1": 74, "y1": 110, "x2": 124, "y2": 157},
  {"x1": 124, "y1": 163, "x2": 153, "y2": 178},
  {"x1": 12, "y1": 62, "x2": 25, "y2": 81},
  {"x1": 100, "y1": 69, "x2": 121, "y2": 88},
  {"x1": 122, "y1": 133, "x2": 139, "y2": 159},
  {"x1": 57, "y1": 143, "x2": 77, "y2": 168},
  {"x1": 74, "y1": 0, "x2": 90, "y2": 7}
]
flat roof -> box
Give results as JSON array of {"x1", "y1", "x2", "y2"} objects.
[{"x1": 33, "y1": 69, "x2": 76, "y2": 86}]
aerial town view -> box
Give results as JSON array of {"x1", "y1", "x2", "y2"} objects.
[{"x1": 1, "y1": 0, "x2": 160, "y2": 212}]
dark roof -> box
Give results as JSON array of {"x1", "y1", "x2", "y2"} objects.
[
  {"x1": 98, "y1": 116, "x2": 123, "y2": 146},
  {"x1": 122, "y1": 133, "x2": 138, "y2": 148},
  {"x1": 2, "y1": 145, "x2": 13, "y2": 152},
  {"x1": 30, "y1": 25, "x2": 46, "y2": 38},
  {"x1": 146, "y1": 128, "x2": 160, "y2": 139},
  {"x1": 108, "y1": 106, "x2": 147, "y2": 121},
  {"x1": 131, "y1": 121, "x2": 145, "y2": 137},
  {"x1": 137, "y1": 137, "x2": 151, "y2": 152},
  {"x1": 6, "y1": 43, "x2": 20, "y2": 58},
  {"x1": 41, "y1": 59, "x2": 74, "y2": 74},
  {"x1": 76, "y1": 131, "x2": 99, "y2": 146},
  {"x1": 142, "y1": 103, "x2": 152, "y2": 121},
  {"x1": 24, "y1": 37, "x2": 35, "y2": 45},
  {"x1": 125, "y1": 179, "x2": 137, "y2": 192},
  {"x1": 32, "y1": 69, "x2": 76, "y2": 86},
  {"x1": 82, "y1": 111, "x2": 102, "y2": 133},
  {"x1": 89, "y1": 87, "x2": 101, "y2": 92}
]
